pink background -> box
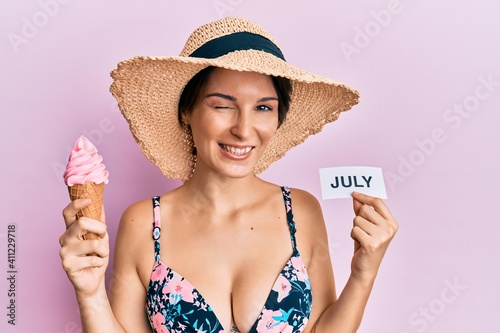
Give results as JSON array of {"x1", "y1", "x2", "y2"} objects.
[{"x1": 1, "y1": 0, "x2": 499, "y2": 332}]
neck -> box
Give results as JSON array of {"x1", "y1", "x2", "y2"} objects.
[{"x1": 182, "y1": 171, "x2": 264, "y2": 215}]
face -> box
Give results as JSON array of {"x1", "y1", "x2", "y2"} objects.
[{"x1": 182, "y1": 68, "x2": 279, "y2": 179}]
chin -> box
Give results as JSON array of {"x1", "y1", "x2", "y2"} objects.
[
  {"x1": 195, "y1": 154, "x2": 262, "y2": 179},
  {"x1": 221, "y1": 166, "x2": 255, "y2": 179},
  {"x1": 210, "y1": 160, "x2": 259, "y2": 179}
]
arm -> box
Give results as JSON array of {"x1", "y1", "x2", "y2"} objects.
[
  {"x1": 60, "y1": 199, "x2": 152, "y2": 333},
  {"x1": 60, "y1": 198, "x2": 125, "y2": 332},
  {"x1": 292, "y1": 190, "x2": 398, "y2": 333},
  {"x1": 315, "y1": 191, "x2": 398, "y2": 333},
  {"x1": 109, "y1": 201, "x2": 154, "y2": 331}
]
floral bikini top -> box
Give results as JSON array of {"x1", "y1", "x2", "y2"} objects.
[{"x1": 146, "y1": 186, "x2": 312, "y2": 333}]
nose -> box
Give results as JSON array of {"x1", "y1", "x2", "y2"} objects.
[{"x1": 230, "y1": 109, "x2": 253, "y2": 140}]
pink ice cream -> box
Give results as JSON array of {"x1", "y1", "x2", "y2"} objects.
[{"x1": 64, "y1": 135, "x2": 109, "y2": 186}]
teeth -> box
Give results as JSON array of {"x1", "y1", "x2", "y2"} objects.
[{"x1": 220, "y1": 144, "x2": 252, "y2": 156}]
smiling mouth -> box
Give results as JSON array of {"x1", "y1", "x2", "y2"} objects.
[{"x1": 219, "y1": 144, "x2": 253, "y2": 156}]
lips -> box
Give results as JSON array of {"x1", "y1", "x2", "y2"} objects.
[{"x1": 219, "y1": 144, "x2": 253, "y2": 156}]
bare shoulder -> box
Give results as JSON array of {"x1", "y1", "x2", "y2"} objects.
[
  {"x1": 289, "y1": 188, "x2": 325, "y2": 230},
  {"x1": 113, "y1": 197, "x2": 156, "y2": 285},
  {"x1": 117, "y1": 198, "x2": 155, "y2": 245},
  {"x1": 108, "y1": 197, "x2": 158, "y2": 330},
  {"x1": 288, "y1": 188, "x2": 328, "y2": 258}
]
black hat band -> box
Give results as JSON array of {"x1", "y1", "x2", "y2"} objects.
[{"x1": 189, "y1": 31, "x2": 285, "y2": 61}]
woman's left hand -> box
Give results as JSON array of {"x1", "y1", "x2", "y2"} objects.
[{"x1": 350, "y1": 191, "x2": 399, "y2": 283}]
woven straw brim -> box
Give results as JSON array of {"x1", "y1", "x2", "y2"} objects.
[{"x1": 110, "y1": 49, "x2": 359, "y2": 181}]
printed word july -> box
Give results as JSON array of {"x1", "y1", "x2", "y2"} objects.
[{"x1": 330, "y1": 176, "x2": 372, "y2": 189}]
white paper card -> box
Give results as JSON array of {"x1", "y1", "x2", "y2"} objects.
[{"x1": 319, "y1": 166, "x2": 387, "y2": 199}]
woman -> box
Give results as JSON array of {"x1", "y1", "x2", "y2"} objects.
[{"x1": 60, "y1": 17, "x2": 398, "y2": 333}]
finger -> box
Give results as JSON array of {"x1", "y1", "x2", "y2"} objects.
[
  {"x1": 60, "y1": 235, "x2": 110, "y2": 261},
  {"x1": 62, "y1": 198, "x2": 92, "y2": 228},
  {"x1": 353, "y1": 193, "x2": 382, "y2": 225},
  {"x1": 356, "y1": 203, "x2": 384, "y2": 226},
  {"x1": 352, "y1": 196, "x2": 364, "y2": 216},
  {"x1": 353, "y1": 215, "x2": 378, "y2": 236},
  {"x1": 60, "y1": 218, "x2": 108, "y2": 247},
  {"x1": 350, "y1": 225, "x2": 370, "y2": 250},
  {"x1": 75, "y1": 217, "x2": 107, "y2": 239},
  {"x1": 82, "y1": 217, "x2": 107, "y2": 238},
  {"x1": 60, "y1": 250, "x2": 107, "y2": 274},
  {"x1": 352, "y1": 192, "x2": 394, "y2": 220}
]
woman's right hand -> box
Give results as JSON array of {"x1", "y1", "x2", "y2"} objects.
[{"x1": 59, "y1": 198, "x2": 110, "y2": 298}]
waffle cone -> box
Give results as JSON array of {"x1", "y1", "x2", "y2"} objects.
[{"x1": 68, "y1": 182, "x2": 105, "y2": 241}]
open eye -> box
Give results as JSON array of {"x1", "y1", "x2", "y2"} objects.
[{"x1": 255, "y1": 105, "x2": 273, "y2": 112}]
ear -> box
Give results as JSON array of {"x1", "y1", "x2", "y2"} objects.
[{"x1": 180, "y1": 109, "x2": 190, "y2": 126}]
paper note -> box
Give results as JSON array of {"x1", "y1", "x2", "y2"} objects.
[{"x1": 319, "y1": 166, "x2": 387, "y2": 199}]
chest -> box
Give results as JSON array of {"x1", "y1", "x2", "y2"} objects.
[
  {"x1": 141, "y1": 205, "x2": 309, "y2": 331},
  {"x1": 145, "y1": 248, "x2": 312, "y2": 333}
]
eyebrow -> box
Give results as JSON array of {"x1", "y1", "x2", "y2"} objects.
[
  {"x1": 205, "y1": 93, "x2": 278, "y2": 103},
  {"x1": 205, "y1": 93, "x2": 236, "y2": 101}
]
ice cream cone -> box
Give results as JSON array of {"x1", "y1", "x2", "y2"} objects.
[
  {"x1": 64, "y1": 135, "x2": 109, "y2": 246},
  {"x1": 68, "y1": 182, "x2": 105, "y2": 240}
]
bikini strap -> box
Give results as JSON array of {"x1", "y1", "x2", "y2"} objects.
[
  {"x1": 152, "y1": 196, "x2": 161, "y2": 262},
  {"x1": 281, "y1": 186, "x2": 298, "y2": 254}
]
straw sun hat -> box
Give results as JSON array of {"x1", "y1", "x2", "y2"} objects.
[{"x1": 110, "y1": 16, "x2": 359, "y2": 181}]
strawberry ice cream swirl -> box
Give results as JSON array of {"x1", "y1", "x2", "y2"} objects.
[{"x1": 64, "y1": 135, "x2": 110, "y2": 186}]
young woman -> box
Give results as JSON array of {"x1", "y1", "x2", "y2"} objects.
[{"x1": 60, "y1": 17, "x2": 398, "y2": 333}]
